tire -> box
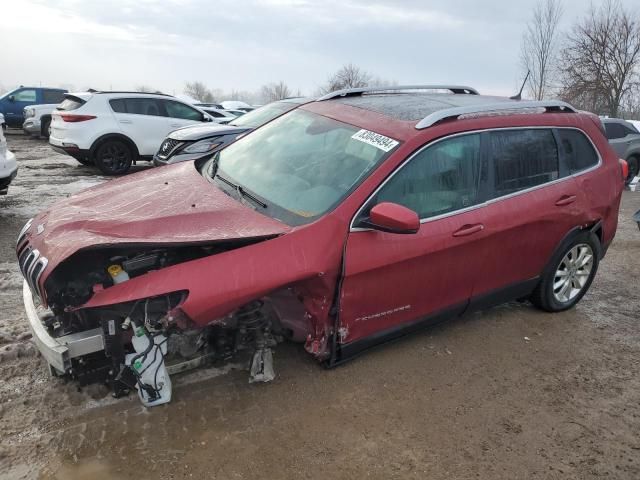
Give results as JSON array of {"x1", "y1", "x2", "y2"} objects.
[
  {"x1": 530, "y1": 230, "x2": 601, "y2": 312},
  {"x1": 41, "y1": 118, "x2": 51, "y2": 139},
  {"x1": 93, "y1": 139, "x2": 133, "y2": 175},
  {"x1": 626, "y1": 156, "x2": 639, "y2": 185}
]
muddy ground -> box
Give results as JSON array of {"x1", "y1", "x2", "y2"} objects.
[{"x1": 0, "y1": 132, "x2": 639, "y2": 479}]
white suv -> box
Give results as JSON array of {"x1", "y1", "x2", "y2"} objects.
[
  {"x1": 49, "y1": 91, "x2": 214, "y2": 174},
  {"x1": 0, "y1": 126, "x2": 17, "y2": 195}
]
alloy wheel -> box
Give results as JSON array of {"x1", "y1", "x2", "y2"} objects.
[
  {"x1": 100, "y1": 144, "x2": 130, "y2": 173},
  {"x1": 553, "y1": 243, "x2": 594, "y2": 303}
]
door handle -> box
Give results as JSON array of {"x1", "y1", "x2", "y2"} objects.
[
  {"x1": 119, "y1": 119, "x2": 132, "y2": 124},
  {"x1": 555, "y1": 195, "x2": 577, "y2": 206},
  {"x1": 452, "y1": 224, "x2": 484, "y2": 237}
]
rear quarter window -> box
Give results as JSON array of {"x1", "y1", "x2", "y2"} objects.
[
  {"x1": 490, "y1": 129, "x2": 559, "y2": 198},
  {"x1": 557, "y1": 129, "x2": 599, "y2": 174},
  {"x1": 42, "y1": 90, "x2": 65, "y2": 104}
]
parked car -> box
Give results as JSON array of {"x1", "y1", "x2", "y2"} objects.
[
  {"x1": 153, "y1": 98, "x2": 311, "y2": 166},
  {"x1": 601, "y1": 117, "x2": 640, "y2": 183},
  {"x1": 0, "y1": 86, "x2": 66, "y2": 128},
  {"x1": 223, "y1": 109, "x2": 246, "y2": 117},
  {"x1": 49, "y1": 91, "x2": 214, "y2": 175},
  {"x1": 18, "y1": 85, "x2": 624, "y2": 406},
  {"x1": 0, "y1": 126, "x2": 17, "y2": 195},
  {"x1": 0, "y1": 113, "x2": 5, "y2": 131},
  {"x1": 199, "y1": 107, "x2": 237, "y2": 124},
  {"x1": 221, "y1": 100, "x2": 253, "y2": 111},
  {"x1": 194, "y1": 102, "x2": 224, "y2": 110},
  {"x1": 23, "y1": 103, "x2": 60, "y2": 137}
]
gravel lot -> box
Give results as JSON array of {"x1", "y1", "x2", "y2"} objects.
[{"x1": 1, "y1": 132, "x2": 639, "y2": 480}]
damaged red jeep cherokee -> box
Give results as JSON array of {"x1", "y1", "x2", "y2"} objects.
[{"x1": 18, "y1": 86, "x2": 625, "y2": 406}]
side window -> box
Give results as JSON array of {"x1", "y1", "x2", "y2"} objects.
[
  {"x1": 370, "y1": 133, "x2": 481, "y2": 219},
  {"x1": 557, "y1": 129, "x2": 599, "y2": 174},
  {"x1": 14, "y1": 89, "x2": 37, "y2": 102},
  {"x1": 490, "y1": 129, "x2": 558, "y2": 198},
  {"x1": 42, "y1": 90, "x2": 65, "y2": 104},
  {"x1": 164, "y1": 101, "x2": 203, "y2": 121},
  {"x1": 623, "y1": 123, "x2": 639, "y2": 135},
  {"x1": 110, "y1": 98, "x2": 164, "y2": 116},
  {"x1": 109, "y1": 99, "x2": 126, "y2": 113},
  {"x1": 604, "y1": 122, "x2": 625, "y2": 140}
]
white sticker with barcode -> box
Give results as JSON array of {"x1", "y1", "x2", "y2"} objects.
[{"x1": 351, "y1": 129, "x2": 399, "y2": 152}]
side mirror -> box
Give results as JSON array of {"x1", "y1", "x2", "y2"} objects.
[
  {"x1": 8, "y1": 95, "x2": 15, "y2": 102},
  {"x1": 360, "y1": 202, "x2": 420, "y2": 234}
]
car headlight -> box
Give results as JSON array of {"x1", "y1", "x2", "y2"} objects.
[{"x1": 182, "y1": 139, "x2": 222, "y2": 154}]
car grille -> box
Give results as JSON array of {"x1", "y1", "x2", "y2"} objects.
[
  {"x1": 157, "y1": 138, "x2": 183, "y2": 158},
  {"x1": 17, "y1": 238, "x2": 48, "y2": 300}
]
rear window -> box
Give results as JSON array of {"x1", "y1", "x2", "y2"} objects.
[
  {"x1": 557, "y1": 129, "x2": 599, "y2": 174},
  {"x1": 42, "y1": 90, "x2": 65, "y2": 104},
  {"x1": 57, "y1": 96, "x2": 86, "y2": 111},
  {"x1": 604, "y1": 122, "x2": 625, "y2": 140},
  {"x1": 490, "y1": 129, "x2": 559, "y2": 198}
]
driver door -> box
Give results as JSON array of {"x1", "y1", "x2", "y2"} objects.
[{"x1": 338, "y1": 132, "x2": 489, "y2": 347}]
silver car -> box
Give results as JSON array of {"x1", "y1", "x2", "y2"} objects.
[{"x1": 602, "y1": 118, "x2": 640, "y2": 183}]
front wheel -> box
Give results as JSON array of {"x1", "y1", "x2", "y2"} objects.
[
  {"x1": 530, "y1": 231, "x2": 600, "y2": 312},
  {"x1": 94, "y1": 140, "x2": 133, "y2": 175},
  {"x1": 41, "y1": 118, "x2": 51, "y2": 139}
]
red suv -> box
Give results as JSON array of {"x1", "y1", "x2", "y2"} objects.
[{"x1": 18, "y1": 86, "x2": 625, "y2": 406}]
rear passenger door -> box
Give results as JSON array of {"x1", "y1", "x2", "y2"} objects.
[
  {"x1": 110, "y1": 98, "x2": 171, "y2": 156},
  {"x1": 472, "y1": 128, "x2": 588, "y2": 301}
]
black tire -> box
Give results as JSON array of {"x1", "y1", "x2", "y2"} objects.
[
  {"x1": 626, "y1": 156, "x2": 639, "y2": 185},
  {"x1": 530, "y1": 230, "x2": 601, "y2": 312},
  {"x1": 94, "y1": 139, "x2": 133, "y2": 175},
  {"x1": 41, "y1": 118, "x2": 51, "y2": 139}
]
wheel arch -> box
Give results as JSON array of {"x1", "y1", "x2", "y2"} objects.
[{"x1": 89, "y1": 133, "x2": 139, "y2": 161}]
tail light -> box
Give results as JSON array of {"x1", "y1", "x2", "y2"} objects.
[
  {"x1": 60, "y1": 114, "x2": 96, "y2": 123},
  {"x1": 620, "y1": 158, "x2": 629, "y2": 181}
]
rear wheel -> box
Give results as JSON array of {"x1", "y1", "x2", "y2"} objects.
[
  {"x1": 530, "y1": 231, "x2": 600, "y2": 312},
  {"x1": 94, "y1": 140, "x2": 133, "y2": 175},
  {"x1": 626, "y1": 156, "x2": 639, "y2": 185}
]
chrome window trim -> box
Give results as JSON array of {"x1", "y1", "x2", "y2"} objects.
[{"x1": 349, "y1": 126, "x2": 603, "y2": 232}]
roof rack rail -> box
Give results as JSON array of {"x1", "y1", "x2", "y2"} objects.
[
  {"x1": 316, "y1": 85, "x2": 479, "y2": 101},
  {"x1": 91, "y1": 90, "x2": 173, "y2": 97},
  {"x1": 415, "y1": 100, "x2": 578, "y2": 129}
]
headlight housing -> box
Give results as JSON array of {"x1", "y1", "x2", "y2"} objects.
[
  {"x1": 182, "y1": 138, "x2": 222, "y2": 154},
  {"x1": 24, "y1": 108, "x2": 35, "y2": 118}
]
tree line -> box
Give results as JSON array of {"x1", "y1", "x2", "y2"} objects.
[{"x1": 521, "y1": 0, "x2": 640, "y2": 118}]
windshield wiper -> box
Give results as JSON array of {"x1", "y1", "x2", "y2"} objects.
[{"x1": 215, "y1": 174, "x2": 267, "y2": 208}]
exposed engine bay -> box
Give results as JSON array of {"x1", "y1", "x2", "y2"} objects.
[{"x1": 32, "y1": 242, "x2": 307, "y2": 407}]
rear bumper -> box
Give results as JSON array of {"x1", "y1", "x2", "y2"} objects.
[
  {"x1": 50, "y1": 143, "x2": 90, "y2": 161},
  {"x1": 23, "y1": 281, "x2": 104, "y2": 375}
]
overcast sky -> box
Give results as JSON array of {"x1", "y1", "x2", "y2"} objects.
[{"x1": 1, "y1": 0, "x2": 637, "y2": 98}]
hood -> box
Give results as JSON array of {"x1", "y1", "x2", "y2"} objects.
[
  {"x1": 25, "y1": 162, "x2": 290, "y2": 273},
  {"x1": 169, "y1": 123, "x2": 251, "y2": 141}
]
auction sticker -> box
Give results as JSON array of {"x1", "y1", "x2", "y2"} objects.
[{"x1": 351, "y1": 129, "x2": 399, "y2": 152}]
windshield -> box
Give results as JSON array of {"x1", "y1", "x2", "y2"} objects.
[
  {"x1": 228, "y1": 102, "x2": 296, "y2": 128},
  {"x1": 211, "y1": 109, "x2": 398, "y2": 225}
]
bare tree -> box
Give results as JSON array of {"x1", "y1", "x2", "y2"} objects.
[
  {"x1": 520, "y1": 0, "x2": 563, "y2": 100},
  {"x1": 184, "y1": 81, "x2": 215, "y2": 103},
  {"x1": 560, "y1": 0, "x2": 640, "y2": 117},
  {"x1": 261, "y1": 81, "x2": 292, "y2": 102},
  {"x1": 322, "y1": 63, "x2": 372, "y2": 93}
]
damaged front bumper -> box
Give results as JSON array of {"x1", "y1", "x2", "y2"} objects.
[{"x1": 23, "y1": 280, "x2": 104, "y2": 375}]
